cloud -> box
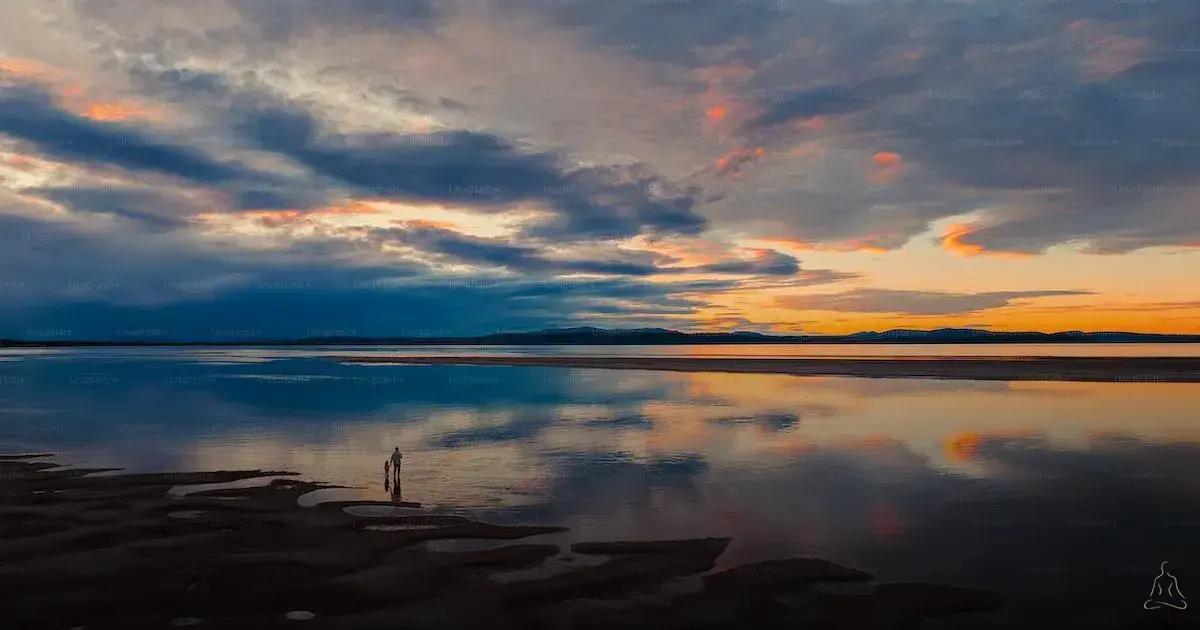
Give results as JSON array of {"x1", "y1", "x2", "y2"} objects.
[
  {"x1": 133, "y1": 74, "x2": 709, "y2": 240},
  {"x1": 779, "y1": 289, "x2": 1090, "y2": 316},
  {"x1": 367, "y1": 224, "x2": 663, "y2": 276},
  {"x1": 497, "y1": 0, "x2": 784, "y2": 66},
  {"x1": 240, "y1": 109, "x2": 704, "y2": 239},
  {"x1": 691, "y1": 249, "x2": 800, "y2": 276},
  {"x1": 0, "y1": 85, "x2": 238, "y2": 183},
  {"x1": 227, "y1": 0, "x2": 439, "y2": 41},
  {"x1": 0, "y1": 83, "x2": 323, "y2": 211},
  {"x1": 1, "y1": 0, "x2": 1198, "y2": 337},
  {"x1": 0, "y1": 206, "x2": 755, "y2": 338},
  {"x1": 747, "y1": 75, "x2": 917, "y2": 129},
  {"x1": 30, "y1": 186, "x2": 197, "y2": 231}
]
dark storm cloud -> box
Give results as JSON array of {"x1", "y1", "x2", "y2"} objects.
[
  {"x1": 0, "y1": 212, "x2": 426, "y2": 308},
  {"x1": 0, "y1": 84, "x2": 324, "y2": 211},
  {"x1": 132, "y1": 66, "x2": 706, "y2": 240},
  {"x1": 0, "y1": 273, "x2": 731, "y2": 340},
  {"x1": 780, "y1": 289, "x2": 1090, "y2": 316},
  {"x1": 0, "y1": 85, "x2": 240, "y2": 183},
  {"x1": 233, "y1": 102, "x2": 704, "y2": 239},
  {"x1": 0, "y1": 210, "x2": 741, "y2": 338},
  {"x1": 368, "y1": 225, "x2": 662, "y2": 276},
  {"x1": 30, "y1": 187, "x2": 194, "y2": 231}
]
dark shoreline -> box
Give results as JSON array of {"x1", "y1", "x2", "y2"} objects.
[
  {"x1": 1, "y1": 454, "x2": 1001, "y2": 629},
  {"x1": 340, "y1": 355, "x2": 1200, "y2": 383}
]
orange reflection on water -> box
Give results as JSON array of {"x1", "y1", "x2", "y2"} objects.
[
  {"x1": 163, "y1": 365, "x2": 1200, "y2": 512},
  {"x1": 945, "y1": 431, "x2": 983, "y2": 462}
]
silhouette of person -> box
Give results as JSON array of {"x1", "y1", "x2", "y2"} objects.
[
  {"x1": 1144, "y1": 561, "x2": 1188, "y2": 610},
  {"x1": 389, "y1": 447, "x2": 403, "y2": 488}
]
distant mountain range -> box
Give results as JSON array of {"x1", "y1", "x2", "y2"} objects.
[{"x1": 3, "y1": 327, "x2": 1200, "y2": 346}]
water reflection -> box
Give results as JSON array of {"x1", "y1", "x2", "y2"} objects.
[{"x1": 0, "y1": 348, "x2": 1198, "y2": 627}]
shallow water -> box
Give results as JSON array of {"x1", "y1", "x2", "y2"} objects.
[{"x1": 1, "y1": 346, "x2": 1198, "y2": 627}]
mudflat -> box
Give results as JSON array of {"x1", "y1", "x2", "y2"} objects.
[
  {"x1": 339, "y1": 355, "x2": 1200, "y2": 382},
  {"x1": 0, "y1": 454, "x2": 1001, "y2": 629}
]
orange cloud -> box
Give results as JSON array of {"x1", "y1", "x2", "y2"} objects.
[
  {"x1": 759, "y1": 235, "x2": 890, "y2": 255},
  {"x1": 400, "y1": 218, "x2": 459, "y2": 230},
  {"x1": 0, "y1": 57, "x2": 59, "y2": 80},
  {"x1": 3, "y1": 153, "x2": 41, "y2": 172},
  {"x1": 79, "y1": 101, "x2": 163, "y2": 123},
  {"x1": 0, "y1": 57, "x2": 163, "y2": 124},
  {"x1": 194, "y1": 209, "x2": 305, "y2": 228},
  {"x1": 691, "y1": 62, "x2": 757, "y2": 132},
  {"x1": 870, "y1": 151, "x2": 904, "y2": 184},
  {"x1": 626, "y1": 235, "x2": 727, "y2": 266},
  {"x1": 940, "y1": 223, "x2": 986, "y2": 256},
  {"x1": 318, "y1": 200, "x2": 382, "y2": 216},
  {"x1": 940, "y1": 223, "x2": 1031, "y2": 258},
  {"x1": 791, "y1": 115, "x2": 827, "y2": 133},
  {"x1": 713, "y1": 146, "x2": 765, "y2": 178},
  {"x1": 872, "y1": 151, "x2": 902, "y2": 167},
  {"x1": 195, "y1": 200, "x2": 384, "y2": 227}
]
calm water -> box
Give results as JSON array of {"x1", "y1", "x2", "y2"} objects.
[{"x1": 1, "y1": 346, "x2": 1199, "y2": 627}]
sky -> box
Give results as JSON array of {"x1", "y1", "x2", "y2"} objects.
[{"x1": 0, "y1": 0, "x2": 1198, "y2": 339}]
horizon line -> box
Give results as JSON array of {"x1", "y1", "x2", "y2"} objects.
[{"x1": 4, "y1": 327, "x2": 1200, "y2": 346}]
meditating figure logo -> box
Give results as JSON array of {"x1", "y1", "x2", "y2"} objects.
[{"x1": 1144, "y1": 561, "x2": 1188, "y2": 610}]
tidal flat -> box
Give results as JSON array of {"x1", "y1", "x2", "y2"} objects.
[{"x1": 0, "y1": 454, "x2": 1002, "y2": 629}]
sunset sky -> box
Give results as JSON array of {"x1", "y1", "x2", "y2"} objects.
[{"x1": 1, "y1": 0, "x2": 1198, "y2": 339}]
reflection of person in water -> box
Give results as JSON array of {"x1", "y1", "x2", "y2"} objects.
[{"x1": 1144, "y1": 561, "x2": 1188, "y2": 610}]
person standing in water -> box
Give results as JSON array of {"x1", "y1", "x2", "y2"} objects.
[{"x1": 389, "y1": 447, "x2": 403, "y2": 488}]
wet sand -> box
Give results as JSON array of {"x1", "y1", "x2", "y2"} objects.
[
  {"x1": 0, "y1": 454, "x2": 1001, "y2": 629},
  {"x1": 339, "y1": 355, "x2": 1200, "y2": 382}
]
